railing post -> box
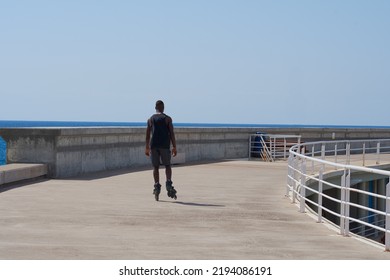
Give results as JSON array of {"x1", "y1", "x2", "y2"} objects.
[
  {"x1": 311, "y1": 145, "x2": 315, "y2": 173},
  {"x1": 340, "y1": 169, "x2": 346, "y2": 235},
  {"x1": 318, "y1": 144, "x2": 325, "y2": 218},
  {"x1": 284, "y1": 138, "x2": 287, "y2": 160},
  {"x1": 321, "y1": 144, "x2": 325, "y2": 159},
  {"x1": 362, "y1": 142, "x2": 366, "y2": 166},
  {"x1": 318, "y1": 167, "x2": 323, "y2": 223},
  {"x1": 299, "y1": 156, "x2": 306, "y2": 213},
  {"x1": 345, "y1": 169, "x2": 351, "y2": 236},
  {"x1": 334, "y1": 143, "x2": 338, "y2": 170},
  {"x1": 386, "y1": 179, "x2": 390, "y2": 251},
  {"x1": 248, "y1": 135, "x2": 251, "y2": 160},
  {"x1": 272, "y1": 137, "x2": 276, "y2": 160},
  {"x1": 346, "y1": 142, "x2": 351, "y2": 165},
  {"x1": 376, "y1": 142, "x2": 381, "y2": 164},
  {"x1": 292, "y1": 156, "x2": 299, "y2": 204},
  {"x1": 292, "y1": 155, "x2": 299, "y2": 204},
  {"x1": 286, "y1": 156, "x2": 292, "y2": 197}
]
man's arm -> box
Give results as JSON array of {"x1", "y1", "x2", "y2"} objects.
[
  {"x1": 167, "y1": 117, "x2": 177, "y2": 157},
  {"x1": 145, "y1": 119, "x2": 151, "y2": 156}
]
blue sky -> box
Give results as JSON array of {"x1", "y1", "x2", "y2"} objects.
[{"x1": 1, "y1": 0, "x2": 389, "y2": 125}]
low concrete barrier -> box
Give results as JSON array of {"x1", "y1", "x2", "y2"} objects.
[
  {"x1": 0, "y1": 127, "x2": 255, "y2": 178},
  {"x1": 1, "y1": 127, "x2": 390, "y2": 178},
  {"x1": 0, "y1": 163, "x2": 47, "y2": 186}
]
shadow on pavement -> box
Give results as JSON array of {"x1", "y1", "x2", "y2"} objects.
[
  {"x1": 159, "y1": 200, "x2": 225, "y2": 207},
  {"x1": 0, "y1": 177, "x2": 49, "y2": 193}
]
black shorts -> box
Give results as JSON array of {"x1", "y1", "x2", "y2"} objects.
[{"x1": 151, "y1": 148, "x2": 171, "y2": 168}]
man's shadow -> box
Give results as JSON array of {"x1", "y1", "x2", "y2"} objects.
[{"x1": 160, "y1": 200, "x2": 225, "y2": 207}]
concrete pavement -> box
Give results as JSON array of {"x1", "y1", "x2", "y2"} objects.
[{"x1": 0, "y1": 160, "x2": 390, "y2": 260}]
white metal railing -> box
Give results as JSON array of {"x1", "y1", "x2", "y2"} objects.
[
  {"x1": 286, "y1": 139, "x2": 390, "y2": 251},
  {"x1": 350, "y1": 213, "x2": 386, "y2": 239},
  {"x1": 249, "y1": 134, "x2": 301, "y2": 161}
]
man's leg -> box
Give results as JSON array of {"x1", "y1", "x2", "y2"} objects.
[
  {"x1": 152, "y1": 166, "x2": 161, "y2": 201},
  {"x1": 151, "y1": 148, "x2": 161, "y2": 183},
  {"x1": 151, "y1": 149, "x2": 162, "y2": 201},
  {"x1": 165, "y1": 165, "x2": 172, "y2": 182},
  {"x1": 165, "y1": 167, "x2": 176, "y2": 199},
  {"x1": 160, "y1": 149, "x2": 172, "y2": 183},
  {"x1": 160, "y1": 149, "x2": 176, "y2": 199},
  {"x1": 153, "y1": 167, "x2": 160, "y2": 183}
]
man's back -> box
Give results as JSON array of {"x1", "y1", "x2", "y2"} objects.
[{"x1": 149, "y1": 113, "x2": 171, "y2": 149}]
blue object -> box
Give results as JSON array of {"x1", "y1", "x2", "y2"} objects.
[
  {"x1": 0, "y1": 136, "x2": 6, "y2": 165},
  {"x1": 251, "y1": 132, "x2": 266, "y2": 158}
]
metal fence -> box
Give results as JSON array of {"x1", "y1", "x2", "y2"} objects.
[
  {"x1": 249, "y1": 134, "x2": 301, "y2": 162},
  {"x1": 286, "y1": 139, "x2": 390, "y2": 251}
]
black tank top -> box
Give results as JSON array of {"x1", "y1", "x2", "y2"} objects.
[{"x1": 150, "y1": 113, "x2": 170, "y2": 149}]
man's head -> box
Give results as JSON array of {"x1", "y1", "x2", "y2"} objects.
[{"x1": 155, "y1": 100, "x2": 165, "y2": 113}]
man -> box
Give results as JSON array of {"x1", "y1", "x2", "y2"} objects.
[{"x1": 145, "y1": 100, "x2": 177, "y2": 201}]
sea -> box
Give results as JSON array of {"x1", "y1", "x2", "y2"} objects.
[
  {"x1": 1, "y1": 120, "x2": 390, "y2": 166},
  {"x1": 1, "y1": 120, "x2": 390, "y2": 129}
]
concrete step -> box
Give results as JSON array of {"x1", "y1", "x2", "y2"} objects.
[{"x1": 0, "y1": 163, "x2": 48, "y2": 186}]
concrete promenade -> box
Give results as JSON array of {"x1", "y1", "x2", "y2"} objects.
[{"x1": 1, "y1": 160, "x2": 390, "y2": 260}]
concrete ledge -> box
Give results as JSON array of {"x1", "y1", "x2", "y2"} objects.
[
  {"x1": 0, "y1": 164, "x2": 48, "y2": 186},
  {"x1": 2, "y1": 127, "x2": 390, "y2": 178}
]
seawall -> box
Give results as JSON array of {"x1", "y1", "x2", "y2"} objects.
[{"x1": 1, "y1": 127, "x2": 390, "y2": 178}]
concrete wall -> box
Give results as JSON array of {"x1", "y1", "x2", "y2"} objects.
[{"x1": 1, "y1": 127, "x2": 390, "y2": 178}]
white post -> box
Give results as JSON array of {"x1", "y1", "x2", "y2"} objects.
[
  {"x1": 317, "y1": 144, "x2": 325, "y2": 223},
  {"x1": 344, "y1": 169, "x2": 351, "y2": 236},
  {"x1": 346, "y1": 143, "x2": 351, "y2": 165},
  {"x1": 286, "y1": 156, "x2": 292, "y2": 197},
  {"x1": 292, "y1": 157, "x2": 298, "y2": 204},
  {"x1": 376, "y1": 142, "x2": 381, "y2": 164},
  {"x1": 311, "y1": 145, "x2": 315, "y2": 173},
  {"x1": 362, "y1": 142, "x2": 366, "y2": 166},
  {"x1": 248, "y1": 135, "x2": 251, "y2": 160},
  {"x1": 386, "y1": 179, "x2": 390, "y2": 251},
  {"x1": 299, "y1": 157, "x2": 306, "y2": 213},
  {"x1": 272, "y1": 137, "x2": 276, "y2": 160},
  {"x1": 334, "y1": 143, "x2": 338, "y2": 170},
  {"x1": 318, "y1": 167, "x2": 323, "y2": 223},
  {"x1": 321, "y1": 144, "x2": 325, "y2": 160},
  {"x1": 340, "y1": 170, "x2": 346, "y2": 235}
]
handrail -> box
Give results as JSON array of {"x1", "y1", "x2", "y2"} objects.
[
  {"x1": 259, "y1": 135, "x2": 273, "y2": 162},
  {"x1": 290, "y1": 147, "x2": 390, "y2": 177},
  {"x1": 249, "y1": 134, "x2": 301, "y2": 161},
  {"x1": 286, "y1": 139, "x2": 390, "y2": 251}
]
